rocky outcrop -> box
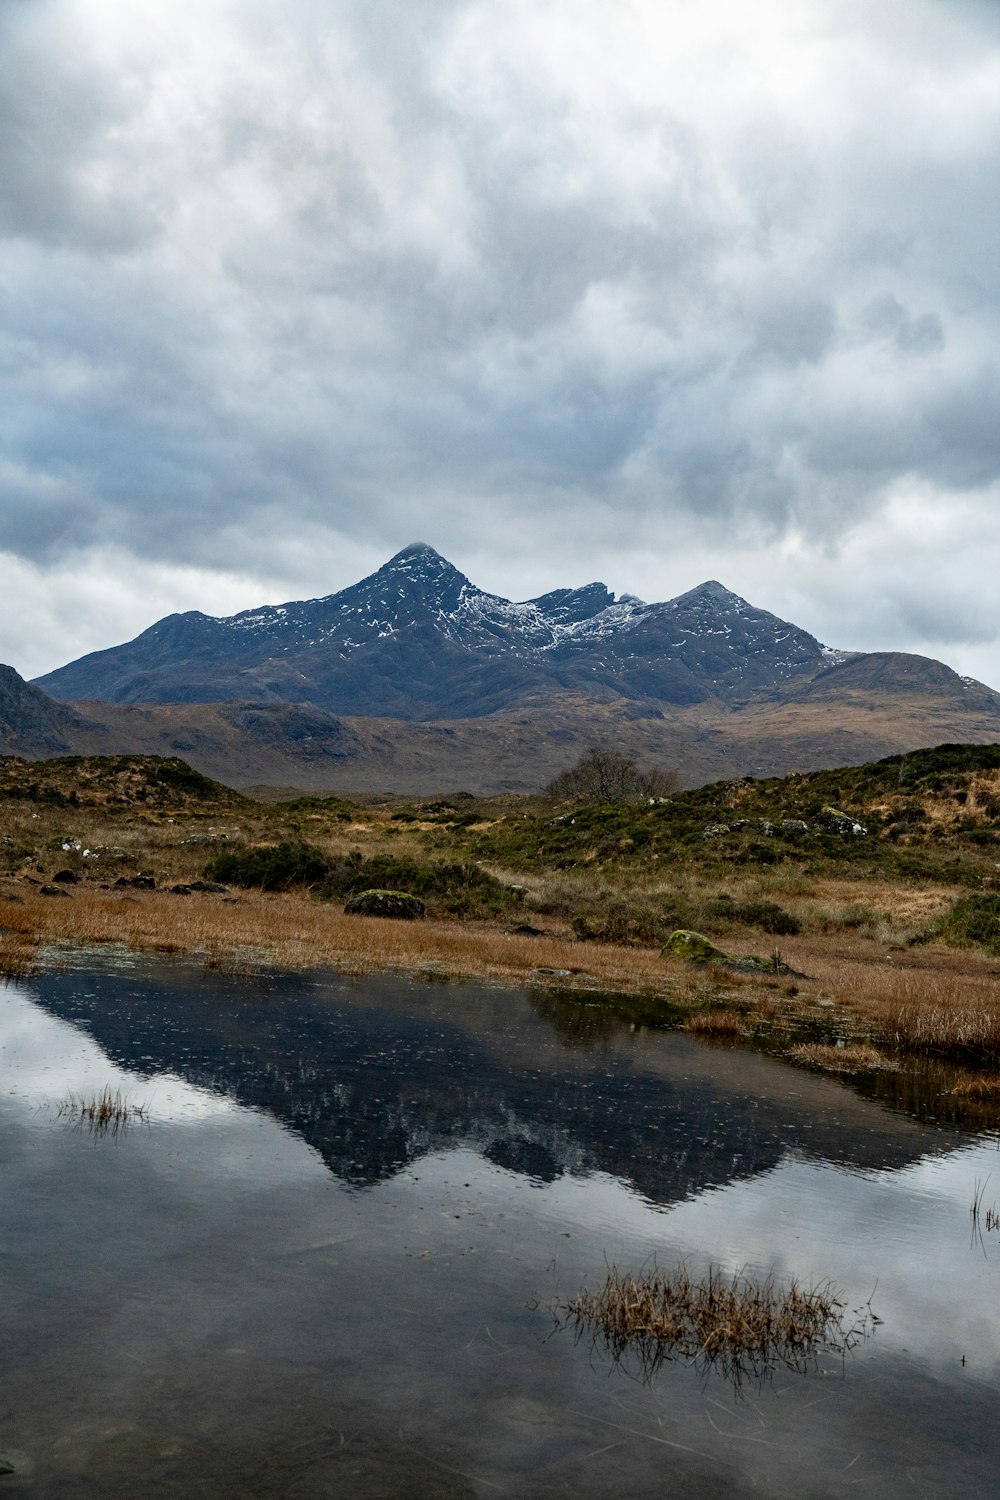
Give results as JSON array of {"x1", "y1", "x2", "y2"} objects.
[{"x1": 343, "y1": 889, "x2": 426, "y2": 919}]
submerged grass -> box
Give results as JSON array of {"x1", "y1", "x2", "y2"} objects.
[
  {"x1": 950, "y1": 1074, "x2": 1000, "y2": 1098},
  {"x1": 566, "y1": 1262, "x2": 872, "y2": 1385},
  {"x1": 58, "y1": 1086, "x2": 149, "y2": 1135},
  {"x1": 970, "y1": 1178, "x2": 1000, "y2": 1233}
]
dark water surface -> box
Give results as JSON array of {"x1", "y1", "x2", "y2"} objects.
[{"x1": 1, "y1": 955, "x2": 998, "y2": 1496}]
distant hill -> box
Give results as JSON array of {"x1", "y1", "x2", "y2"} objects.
[
  {"x1": 0, "y1": 664, "x2": 91, "y2": 755},
  {"x1": 10, "y1": 544, "x2": 1000, "y2": 792},
  {"x1": 0, "y1": 659, "x2": 997, "y2": 795},
  {"x1": 0, "y1": 751, "x2": 245, "y2": 812}
]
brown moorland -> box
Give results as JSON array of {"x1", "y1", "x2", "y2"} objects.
[{"x1": 3, "y1": 746, "x2": 1000, "y2": 1093}]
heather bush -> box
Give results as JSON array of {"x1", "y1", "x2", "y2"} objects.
[
  {"x1": 935, "y1": 893, "x2": 1000, "y2": 954},
  {"x1": 208, "y1": 842, "x2": 519, "y2": 919}
]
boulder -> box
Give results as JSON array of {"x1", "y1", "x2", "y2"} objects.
[
  {"x1": 663, "y1": 929, "x2": 802, "y2": 976},
  {"x1": 662, "y1": 930, "x2": 732, "y2": 964},
  {"x1": 819, "y1": 805, "x2": 868, "y2": 836},
  {"x1": 343, "y1": 889, "x2": 425, "y2": 919},
  {"x1": 51, "y1": 869, "x2": 79, "y2": 884}
]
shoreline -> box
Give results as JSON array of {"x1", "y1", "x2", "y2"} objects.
[{"x1": 4, "y1": 885, "x2": 1000, "y2": 1085}]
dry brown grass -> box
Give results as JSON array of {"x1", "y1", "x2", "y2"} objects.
[
  {"x1": 950, "y1": 1073, "x2": 1000, "y2": 1098},
  {"x1": 0, "y1": 931, "x2": 41, "y2": 982},
  {"x1": 762, "y1": 930, "x2": 1000, "y2": 1056},
  {"x1": 683, "y1": 1008, "x2": 744, "y2": 1039},
  {"x1": 566, "y1": 1262, "x2": 868, "y2": 1383},
  {"x1": 5, "y1": 864, "x2": 1000, "y2": 1060},
  {"x1": 0, "y1": 885, "x2": 672, "y2": 995},
  {"x1": 787, "y1": 1041, "x2": 898, "y2": 1073}
]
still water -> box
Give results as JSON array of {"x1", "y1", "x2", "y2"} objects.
[{"x1": 1, "y1": 955, "x2": 998, "y2": 1496}]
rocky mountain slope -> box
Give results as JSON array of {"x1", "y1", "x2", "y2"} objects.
[
  {"x1": 0, "y1": 666, "x2": 95, "y2": 756},
  {"x1": 9, "y1": 544, "x2": 1000, "y2": 792},
  {"x1": 35, "y1": 544, "x2": 838, "y2": 717}
]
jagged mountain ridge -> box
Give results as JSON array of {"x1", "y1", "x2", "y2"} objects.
[
  {"x1": 35, "y1": 543, "x2": 836, "y2": 718},
  {"x1": 13, "y1": 543, "x2": 1000, "y2": 791}
]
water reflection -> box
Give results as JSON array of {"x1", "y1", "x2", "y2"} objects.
[
  {"x1": 23, "y1": 962, "x2": 975, "y2": 1202},
  {"x1": 1, "y1": 959, "x2": 998, "y2": 1498}
]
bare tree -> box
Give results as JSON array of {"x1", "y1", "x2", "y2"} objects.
[{"x1": 544, "y1": 747, "x2": 680, "y2": 804}]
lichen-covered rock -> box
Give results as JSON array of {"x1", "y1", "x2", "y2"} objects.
[
  {"x1": 702, "y1": 824, "x2": 730, "y2": 840},
  {"x1": 663, "y1": 929, "x2": 803, "y2": 976},
  {"x1": 662, "y1": 930, "x2": 733, "y2": 963},
  {"x1": 819, "y1": 805, "x2": 868, "y2": 836},
  {"x1": 781, "y1": 819, "x2": 810, "y2": 834},
  {"x1": 727, "y1": 953, "x2": 794, "y2": 975},
  {"x1": 343, "y1": 888, "x2": 425, "y2": 919}
]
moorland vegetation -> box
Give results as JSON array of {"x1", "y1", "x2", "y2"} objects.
[{"x1": 3, "y1": 744, "x2": 1000, "y2": 1112}]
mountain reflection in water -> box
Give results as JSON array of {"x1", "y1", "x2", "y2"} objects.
[
  {"x1": 4, "y1": 958, "x2": 1000, "y2": 1499},
  {"x1": 29, "y1": 961, "x2": 972, "y2": 1203}
]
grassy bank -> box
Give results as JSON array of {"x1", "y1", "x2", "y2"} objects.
[{"x1": 3, "y1": 748, "x2": 1000, "y2": 1080}]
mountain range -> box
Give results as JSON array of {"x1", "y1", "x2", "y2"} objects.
[
  {"x1": 1, "y1": 544, "x2": 997, "y2": 792},
  {"x1": 36, "y1": 543, "x2": 842, "y2": 716}
]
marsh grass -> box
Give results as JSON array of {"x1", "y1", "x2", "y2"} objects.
[
  {"x1": 0, "y1": 886, "x2": 672, "y2": 993},
  {"x1": 59, "y1": 1086, "x2": 148, "y2": 1136},
  {"x1": 777, "y1": 935, "x2": 1000, "y2": 1057},
  {"x1": 683, "y1": 1008, "x2": 744, "y2": 1039},
  {"x1": 787, "y1": 1042, "x2": 898, "y2": 1074},
  {"x1": 566, "y1": 1262, "x2": 871, "y2": 1386},
  {"x1": 970, "y1": 1178, "x2": 1000, "y2": 1233},
  {"x1": 950, "y1": 1073, "x2": 1000, "y2": 1098},
  {"x1": 0, "y1": 933, "x2": 40, "y2": 982},
  {"x1": 5, "y1": 863, "x2": 1000, "y2": 1060}
]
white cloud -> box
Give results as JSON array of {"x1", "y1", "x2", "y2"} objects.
[{"x1": 0, "y1": 0, "x2": 998, "y2": 682}]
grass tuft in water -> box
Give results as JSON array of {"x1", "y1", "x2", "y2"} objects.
[
  {"x1": 58, "y1": 1087, "x2": 149, "y2": 1135},
  {"x1": 566, "y1": 1262, "x2": 872, "y2": 1385},
  {"x1": 683, "y1": 1008, "x2": 744, "y2": 1039},
  {"x1": 951, "y1": 1073, "x2": 1000, "y2": 1098},
  {"x1": 970, "y1": 1176, "x2": 1000, "y2": 1233},
  {"x1": 787, "y1": 1041, "x2": 898, "y2": 1073}
]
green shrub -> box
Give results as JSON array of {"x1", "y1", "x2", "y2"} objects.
[
  {"x1": 207, "y1": 844, "x2": 519, "y2": 918},
  {"x1": 936, "y1": 894, "x2": 1000, "y2": 954},
  {"x1": 323, "y1": 856, "x2": 517, "y2": 918},
  {"x1": 570, "y1": 894, "x2": 696, "y2": 946},
  {"x1": 206, "y1": 840, "x2": 333, "y2": 890},
  {"x1": 571, "y1": 901, "x2": 666, "y2": 945},
  {"x1": 705, "y1": 898, "x2": 801, "y2": 935}
]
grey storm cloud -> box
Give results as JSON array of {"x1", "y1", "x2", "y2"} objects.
[{"x1": 1, "y1": 0, "x2": 999, "y2": 680}]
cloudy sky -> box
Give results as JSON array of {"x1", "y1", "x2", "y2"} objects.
[{"x1": 2, "y1": 0, "x2": 999, "y2": 684}]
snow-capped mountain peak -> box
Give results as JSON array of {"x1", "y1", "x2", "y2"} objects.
[{"x1": 34, "y1": 548, "x2": 832, "y2": 718}]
